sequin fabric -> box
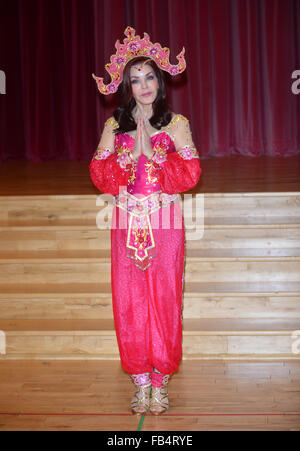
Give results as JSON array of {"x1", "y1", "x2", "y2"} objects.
[
  {"x1": 89, "y1": 113, "x2": 202, "y2": 375},
  {"x1": 130, "y1": 373, "x2": 152, "y2": 386},
  {"x1": 114, "y1": 190, "x2": 180, "y2": 270},
  {"x1": 92, "y1": 147, "x2": 114, "y2": 160}
]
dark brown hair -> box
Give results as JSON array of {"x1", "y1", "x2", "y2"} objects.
[{"x1": 112, "y1": 56, "x2": 172, "y2": 134}]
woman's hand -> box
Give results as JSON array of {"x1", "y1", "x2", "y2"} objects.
[
  {"x1": 131, "y1": 118, "x2": 154, "y2": 161},
  {"x1": 140, "y1": 118, "x2": 154, "y2": 160},
  {"x1": 131, "y1": 118, "x2": 143, "y2": 162}
]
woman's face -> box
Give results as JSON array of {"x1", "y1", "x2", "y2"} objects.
[{"x1": 129, "y1": 61, "x2": 159, "y2": 106}]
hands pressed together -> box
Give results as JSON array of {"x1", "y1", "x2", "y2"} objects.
[{"x1": 130, "y1": 117, "x2": 154, "y2": 162}]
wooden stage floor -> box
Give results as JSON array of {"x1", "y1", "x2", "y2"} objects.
[
  {"x1": 0, "y1": 155, "x2": 299, "y2": 431},
  {"x1": 0, "y1": 155, "x2": 299, "y2": 195},
  {"x1": 0, "y1": 360, "x2": 299, "y2": 431}
]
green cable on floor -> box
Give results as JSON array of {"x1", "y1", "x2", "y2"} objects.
[{"x1": 137, "y1": 414, "x2": 145, "y2": 431}]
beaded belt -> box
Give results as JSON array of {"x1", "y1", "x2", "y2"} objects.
[{"x1": 114, "y1": 190, "x2": 180, "y2": 270}]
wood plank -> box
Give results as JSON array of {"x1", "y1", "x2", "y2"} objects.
[
  {"x1": 0, "y1": 193, "x2": 300, "y2": 226},
  {"x1": 0, "y1": 360, "x2": 299, "y2": 430},
  {"x1": 0, "y1": 281, "x2": 300, "y2": 295},
  {"x1": 1, "y1": 294, "x2": 299, "y2": 320},
  {"x1": 0, "y1": 250, "x2": 111, "y2": 261},
  {"x1": 0, "y1": 260, "x2": 299, "y2": 284},
  {"x1": 2, "y1": 249, "x2": 300, "y2": 260},
  {"x1": 0, "y1": 227, "x2": 300, "y2": 254},
  {"x1": 0, "y1": 318, "x2": 298, "y2": 332},
  {"x1": 0, "y1": 296, "x2": 114, "y2": 320},
  {"x1": 0, "y1": 156, "x2": 299, "y2": 195},
  {"x1": 182, "y1": 294, "x2": 300, "y2": 319},
  {"x1": 0, "y1": 319, "x2": 298, "y2": 360}
]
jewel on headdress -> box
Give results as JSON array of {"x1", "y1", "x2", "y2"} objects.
[{"x1": 92, "y1": 26, "x2": 186, "y2": 95}]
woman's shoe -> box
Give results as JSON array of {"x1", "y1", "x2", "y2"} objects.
[
  {"x1": 130, "y1": 373, "x2": 152, "y2": 415},
  {"x1": 150, "y1": 373, "x2": 171, "y2": 415}
]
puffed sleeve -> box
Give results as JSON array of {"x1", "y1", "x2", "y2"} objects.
[
  {"x1": 89, "y1": 117, "x2": 134, "y2": 196},
  {"x1": 150, "y1": 115, "x2": 202, "y2": 194}
]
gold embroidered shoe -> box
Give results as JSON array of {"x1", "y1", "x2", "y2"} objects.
[
  {"x1": 150, "y1": 373, "x2": 171, "y2": 415},
  {"x1": 130, "y1": 373, "x2": 152, "y2": 415}
]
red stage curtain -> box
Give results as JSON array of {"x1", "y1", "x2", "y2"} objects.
[{"x1": 0, "y1": 0, "x2": 299, "y2": 161}]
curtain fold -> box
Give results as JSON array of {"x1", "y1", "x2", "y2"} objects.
[{"x1": 0, "y1": 0, "x2": 299, "y2": 161}]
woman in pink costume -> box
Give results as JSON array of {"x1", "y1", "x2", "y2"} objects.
[{"x1": 89, "y1": 27, "x2": 202, "y2": 415}]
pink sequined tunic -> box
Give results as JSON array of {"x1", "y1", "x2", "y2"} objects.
[{"x1": 89, "y1": 115, "x2": 202, "y2": 375}]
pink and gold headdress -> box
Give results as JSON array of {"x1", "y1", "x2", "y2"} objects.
[{"x1": 92, "y1": 26, "x2": 186, "y2": 95}]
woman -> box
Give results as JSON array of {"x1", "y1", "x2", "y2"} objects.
[{"x1": 89, "y1": 27, "x2": 202, "y2": 415}]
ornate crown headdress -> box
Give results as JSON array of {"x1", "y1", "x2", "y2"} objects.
[{"x1": 92, "y1": 26, "x2": 186, "y2": 95}]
